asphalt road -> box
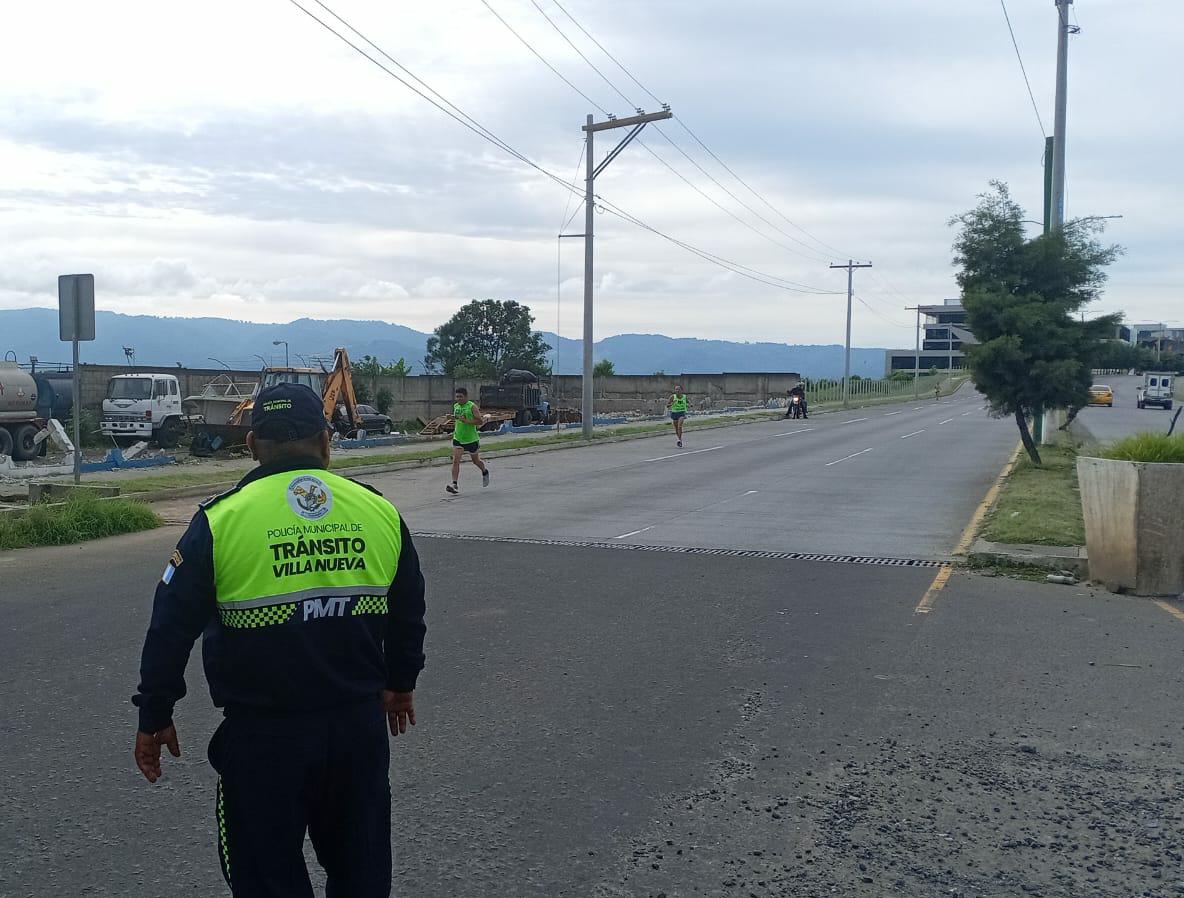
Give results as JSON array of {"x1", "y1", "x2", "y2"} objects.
[
  {"x1": 342, "y1": 389, "x2": 1018, "y2": 562},
  {"x1": 1, "y1": 529, "x2": 1182, "y2": 898},
  {"x1": 1077, "y1": 374, "x2": 1179, "y2": 445}
]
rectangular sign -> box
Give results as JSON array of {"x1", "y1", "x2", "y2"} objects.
[{"x1": 58, "y1": 273, "x2": 96, "y2": 342}]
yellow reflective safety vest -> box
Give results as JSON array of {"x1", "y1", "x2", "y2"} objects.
[{"x1": 204, "y1": 468, "x2": 402, "y2": 629}]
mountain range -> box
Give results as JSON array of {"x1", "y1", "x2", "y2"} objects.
[{"x1": 0, "y1": 308, "x2": 889, "y2": 379}]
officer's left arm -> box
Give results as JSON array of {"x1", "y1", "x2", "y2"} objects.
[
  {"x1": 385, "y1": 517, "x2": 426, "y2": 694},
  {"x1": 133, "y1": 511, "x2": 216, "y2": 761}
]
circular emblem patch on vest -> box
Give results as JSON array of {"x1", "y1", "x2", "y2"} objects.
[{"x1": 287, "y1": 474, "x2": 333, "y2": 520}]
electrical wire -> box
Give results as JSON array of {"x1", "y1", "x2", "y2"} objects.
[
  {"x1": 291, "y1": 0, "x2": 838, "y2": 296},
  {"x1": 999, "y1": 0, "x2": 1048, "y2": 138},
  {"x1": 854, "y1": 294, "x2": 912, "y2": 329},
  {"x1": 542, "y1": 0, "x2": 857, "y2": 261}
]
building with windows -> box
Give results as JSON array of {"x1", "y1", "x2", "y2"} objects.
[{"x1": 884, "y1": 299, "x2": 977, "y2": 374}]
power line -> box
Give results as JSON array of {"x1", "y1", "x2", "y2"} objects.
[
  {"x1": 493, "y1": 0, "x2": 834, "y2": 266},
  {"x1": 541, "y1": 0, "x2": 857, "y2": 261},
  {"x1": 999, "y1": 0, "x2": 1048, "y2": 138},
  {"x1": 479, "y1": 0, "x2": 837, "y2": 275},
  {"x1": 292, "y1": 0, "x2": 836, "y2": 296},
  {"x1": 855, "y1": 294, "x2": 911, "y2": 329},
  {"x1": 547, "y1": 0, "x2": 664, "y2": 107}
]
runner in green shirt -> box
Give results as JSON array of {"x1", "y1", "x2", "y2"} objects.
[
  {"x1": 447, "y1": 387, "x2": 489, "y2": 494},
  {"x1": 667, "y1": 385, "x2": 689, "y2": 448}
]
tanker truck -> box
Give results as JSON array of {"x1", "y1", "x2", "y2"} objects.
[{"x1": 0, "y1": 361, "x2": 49, "y2": 460}]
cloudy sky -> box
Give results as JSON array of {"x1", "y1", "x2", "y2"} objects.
[{"x1": 0, "y1": 0, "x2": 1177, "y2": 349}]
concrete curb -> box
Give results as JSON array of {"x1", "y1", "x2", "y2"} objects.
[{"x1": 967, "y1": 537, "x2": 1088, "y2": 576}]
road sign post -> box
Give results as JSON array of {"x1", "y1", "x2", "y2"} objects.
[{"x1": 58, "y1": 274, "x2": 96, "y2": 484}]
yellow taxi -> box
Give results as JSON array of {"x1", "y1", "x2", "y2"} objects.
[{"x1": 1088, "y1": 384, "x2": 1114, "y2": 407}]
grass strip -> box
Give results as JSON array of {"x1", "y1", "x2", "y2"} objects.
[
  {"x1": 980, "y1": 444, "x2": 1085, "y2": 547},
  {"x1": 0, "y1": 492, "x2": 161, "y2": 550}
]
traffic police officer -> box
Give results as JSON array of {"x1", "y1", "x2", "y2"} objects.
[{"x1": 132, "y1": 383, "x2": 426, "y2": 897}]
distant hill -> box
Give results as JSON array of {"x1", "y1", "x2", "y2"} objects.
[{"x1": 0, "y1": 308, "x2": 887, "y2": 379}]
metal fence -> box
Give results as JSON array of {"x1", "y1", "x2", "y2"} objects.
[{"x1": 801, "y1": 374, "x2": 966, "y2": 406}]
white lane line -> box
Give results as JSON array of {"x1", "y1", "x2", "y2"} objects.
[
  {"x1": 825, "y1": 447, "x2": 874, "y2": 466},
  {"x1": 938, "y1": 417, "x2": 956, "y2": 425},
  {"x1": 615, "y1": 526, "x2": 654, "y2": 539},
  {"x1": 774, "y1": 427, "x2": 815, "y2": 437},
  {"x1": 840, "y1": 417, "x2": 869, "y2": 425},
  {"x1": 913, "y1": 406, "x2": 925, "y2": 410},
  {"x1": 900, "y1": 429, "x2": 925, "y2": 439},
  {"x1": 961, "y1": 410, "x2": 973, "y2": 416},
  {"x1": 883, "y1": 410, "x2": 904, "y2": 417},
  {"x1": 645, "y1": 445, "x2": 723, "y2": 462}
]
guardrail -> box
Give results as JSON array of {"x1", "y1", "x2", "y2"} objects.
[{"x1": 800, "y1": 374, "x2": 966, "y2": 405}]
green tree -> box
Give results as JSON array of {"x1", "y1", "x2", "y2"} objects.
[
  {"x1": 354, "y1": 382, "x2": 373, "y2": 405},
  {"x1": 593, "y1": 359, "x2": 615, "y2": 377},
  {"x1": 424, "y1": 300, "x2": 551, "y2": 378},
  {"x1": 354, "y1": 355, "x2": 410, "y2": 378},
  {"x1": 951, "y1": 181, "x2": 1121, "y2": 464},
  {"x1": 375, "y1": 387, "x2": 394, "y2": 415}
]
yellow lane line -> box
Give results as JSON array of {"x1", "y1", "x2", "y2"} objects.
[
  {"x1": 914, "y1": 442, "x2": 1024, "y2": 615},
  {"x1": 914, "y1": 565, "x2": 952, "y2": 614},
  {"x1": 1154, "y1": 600, "x2": 1184, "y2": 624}
]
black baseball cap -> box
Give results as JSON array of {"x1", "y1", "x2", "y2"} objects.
[{"x1": 251, "y1": 383, "x2": 330, "y2": 442}]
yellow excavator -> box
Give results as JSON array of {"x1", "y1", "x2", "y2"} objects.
[{"x1": 191, "y1": 348, "x2": 362, "y2": 456}]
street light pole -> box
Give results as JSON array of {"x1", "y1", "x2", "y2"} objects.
[
  {"x1": 1050, "y1": 0, "x2": 1077, "y2": 229},
  {"x1": 273, "y1": 340, "x2": 289, "y2": 367}
]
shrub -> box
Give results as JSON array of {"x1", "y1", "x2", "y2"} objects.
[
  {"x1": 0, "y1": 492, "x2": 161, "y2": 550},
  {"x1": 1100, "y1": 433, "x2": 1184, "y2": 464}
]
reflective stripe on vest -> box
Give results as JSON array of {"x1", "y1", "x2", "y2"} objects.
[{"x1": 204, "y1": 469, "x2": 401, "y2": 625}]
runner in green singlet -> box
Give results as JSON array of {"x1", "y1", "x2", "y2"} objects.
[
  {"x1": 447, "y1": 387, "x2": 489, "y2": 494},
  {"x1": 667, "y1": 385, "x2": 689, "y2": 448}
]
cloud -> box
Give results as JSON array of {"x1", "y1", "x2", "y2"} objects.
[{"x1": 0, "y1": 0, "x2": 1178, "y2": 345}]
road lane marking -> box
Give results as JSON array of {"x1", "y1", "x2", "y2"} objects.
[
  {"x1": 961, "y1": 411, "x2": 973, "y2": 417},
  {"x1": 914, "y1": 566, "x2": 952, "y2": 614},
  {"x1": 825, "y1": 448, "x2": 873, "y2": 466},
  {"x1": 774, "y1": 428, "x2": 815, "y2": 437},
  {"x1": 913, "y1": 406, "x2": 925, "y2": 410},
  {"x1": 900, "y1": 430, "x2": 925, "y2": 439},
  {"x1": 915, "y1": 442, "x2": 1023, "y2": 614},
  {"x1": 615, "y1": 526, "x2": 654, "y2": 539},
  {"x1": 1154, "y1": 600, "x2": 1184, "y2": 624},
  {"x1": 938, "y1": 417, "x2": 956, "y2": 425},
  {"x1": 645, "y1": 445, "x2": 723, "y2": 462},
  {"x1": 840, "y1": 417, "x2": 869, "y2": 425},
  {"x1": 883, "y1": 411, "x2": 903, "y2": 417}
]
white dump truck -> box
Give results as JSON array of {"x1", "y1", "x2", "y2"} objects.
[
  {"x1": 1136, "y1": 371, "x2": 1175, "y2": 411},
  {"x1": 100, "y1": 372, "x2": 187, "y2": 447}
]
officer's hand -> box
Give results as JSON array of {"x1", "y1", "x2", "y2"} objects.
[
  {"x1": 135, "y1": 725, "x2": 181, "y2": 783},
  {"x1": 382, "y1": 690, "x2": 416, "y2": 737}
]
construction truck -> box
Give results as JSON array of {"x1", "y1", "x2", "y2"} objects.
[
  {"x1": 479, "y1": 369, "x2": 557, "y2": 427},
  {"x1": 0, "y1": 362, "x2": 49, "y2": 460},
  {"x1": 190, "y1": 348, "x2": 362, "y2": 456},
  {"x1": 100, "y1": 372, "x2": 188, "y2": 447}
]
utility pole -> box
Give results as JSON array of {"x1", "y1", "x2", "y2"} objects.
[
  {"x1": 905, "y1": 306, "x2": 921, "y2": 400},
  {"x1": 581, "y1": 107, "x2": 672, "y2": 440},
  {"x1": 830, "y1": 260, "x2": 873, "y2": 408},
  {"x1": 1050, "y1": 0, "x2": 1077, "y2": 229}
]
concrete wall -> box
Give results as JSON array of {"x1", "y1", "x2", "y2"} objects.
[{"x1": 75, "y1": 366, "x2": 801, "y2": 421}]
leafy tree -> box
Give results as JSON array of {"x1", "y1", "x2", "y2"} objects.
[
  {"x1": 951, "y1": 181, "x2": 1121, "y2": 464},
  {"x1": 425, "y1": 300, "x2": 551, "y2": 378},
  {"x1": 375, "y1": 387, "x2": 394, "y2": 415},
  {"x1": 593, "y1": 359, "x2": 615, "y2": 377},
  {"x1": 354, "y1": 355, "x2": 410, "y2": 378},
  {"x1": 354, "y1": 382, "x2": 373, "y2": 405}
]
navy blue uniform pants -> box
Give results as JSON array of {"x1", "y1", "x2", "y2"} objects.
[{"x1": 208, "y1": 702, "x2": 392, "y2": 898}]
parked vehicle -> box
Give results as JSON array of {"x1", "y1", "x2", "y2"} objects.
[
  {"x1": 354, "y1": 404, "x2": 394, "y2": 434},
  {"x1": 1087, "y1": 384, "x2": 1114, "y2": 407},
  {"x1": 1136, "y1": 372, "x2": 1174, "y2": 410},
  {"x1": 0, "y1": 362, "x2": 48, "y2": 460},
  {"x1": 100, "y1": 373, "x2": 187, "y2": 447},
  {"x1": 479, "y1": 369, "x2": 556, "y2": 427},
  {"x1": 190, "y1": 348, "x2": 362, "y2": 455}
]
